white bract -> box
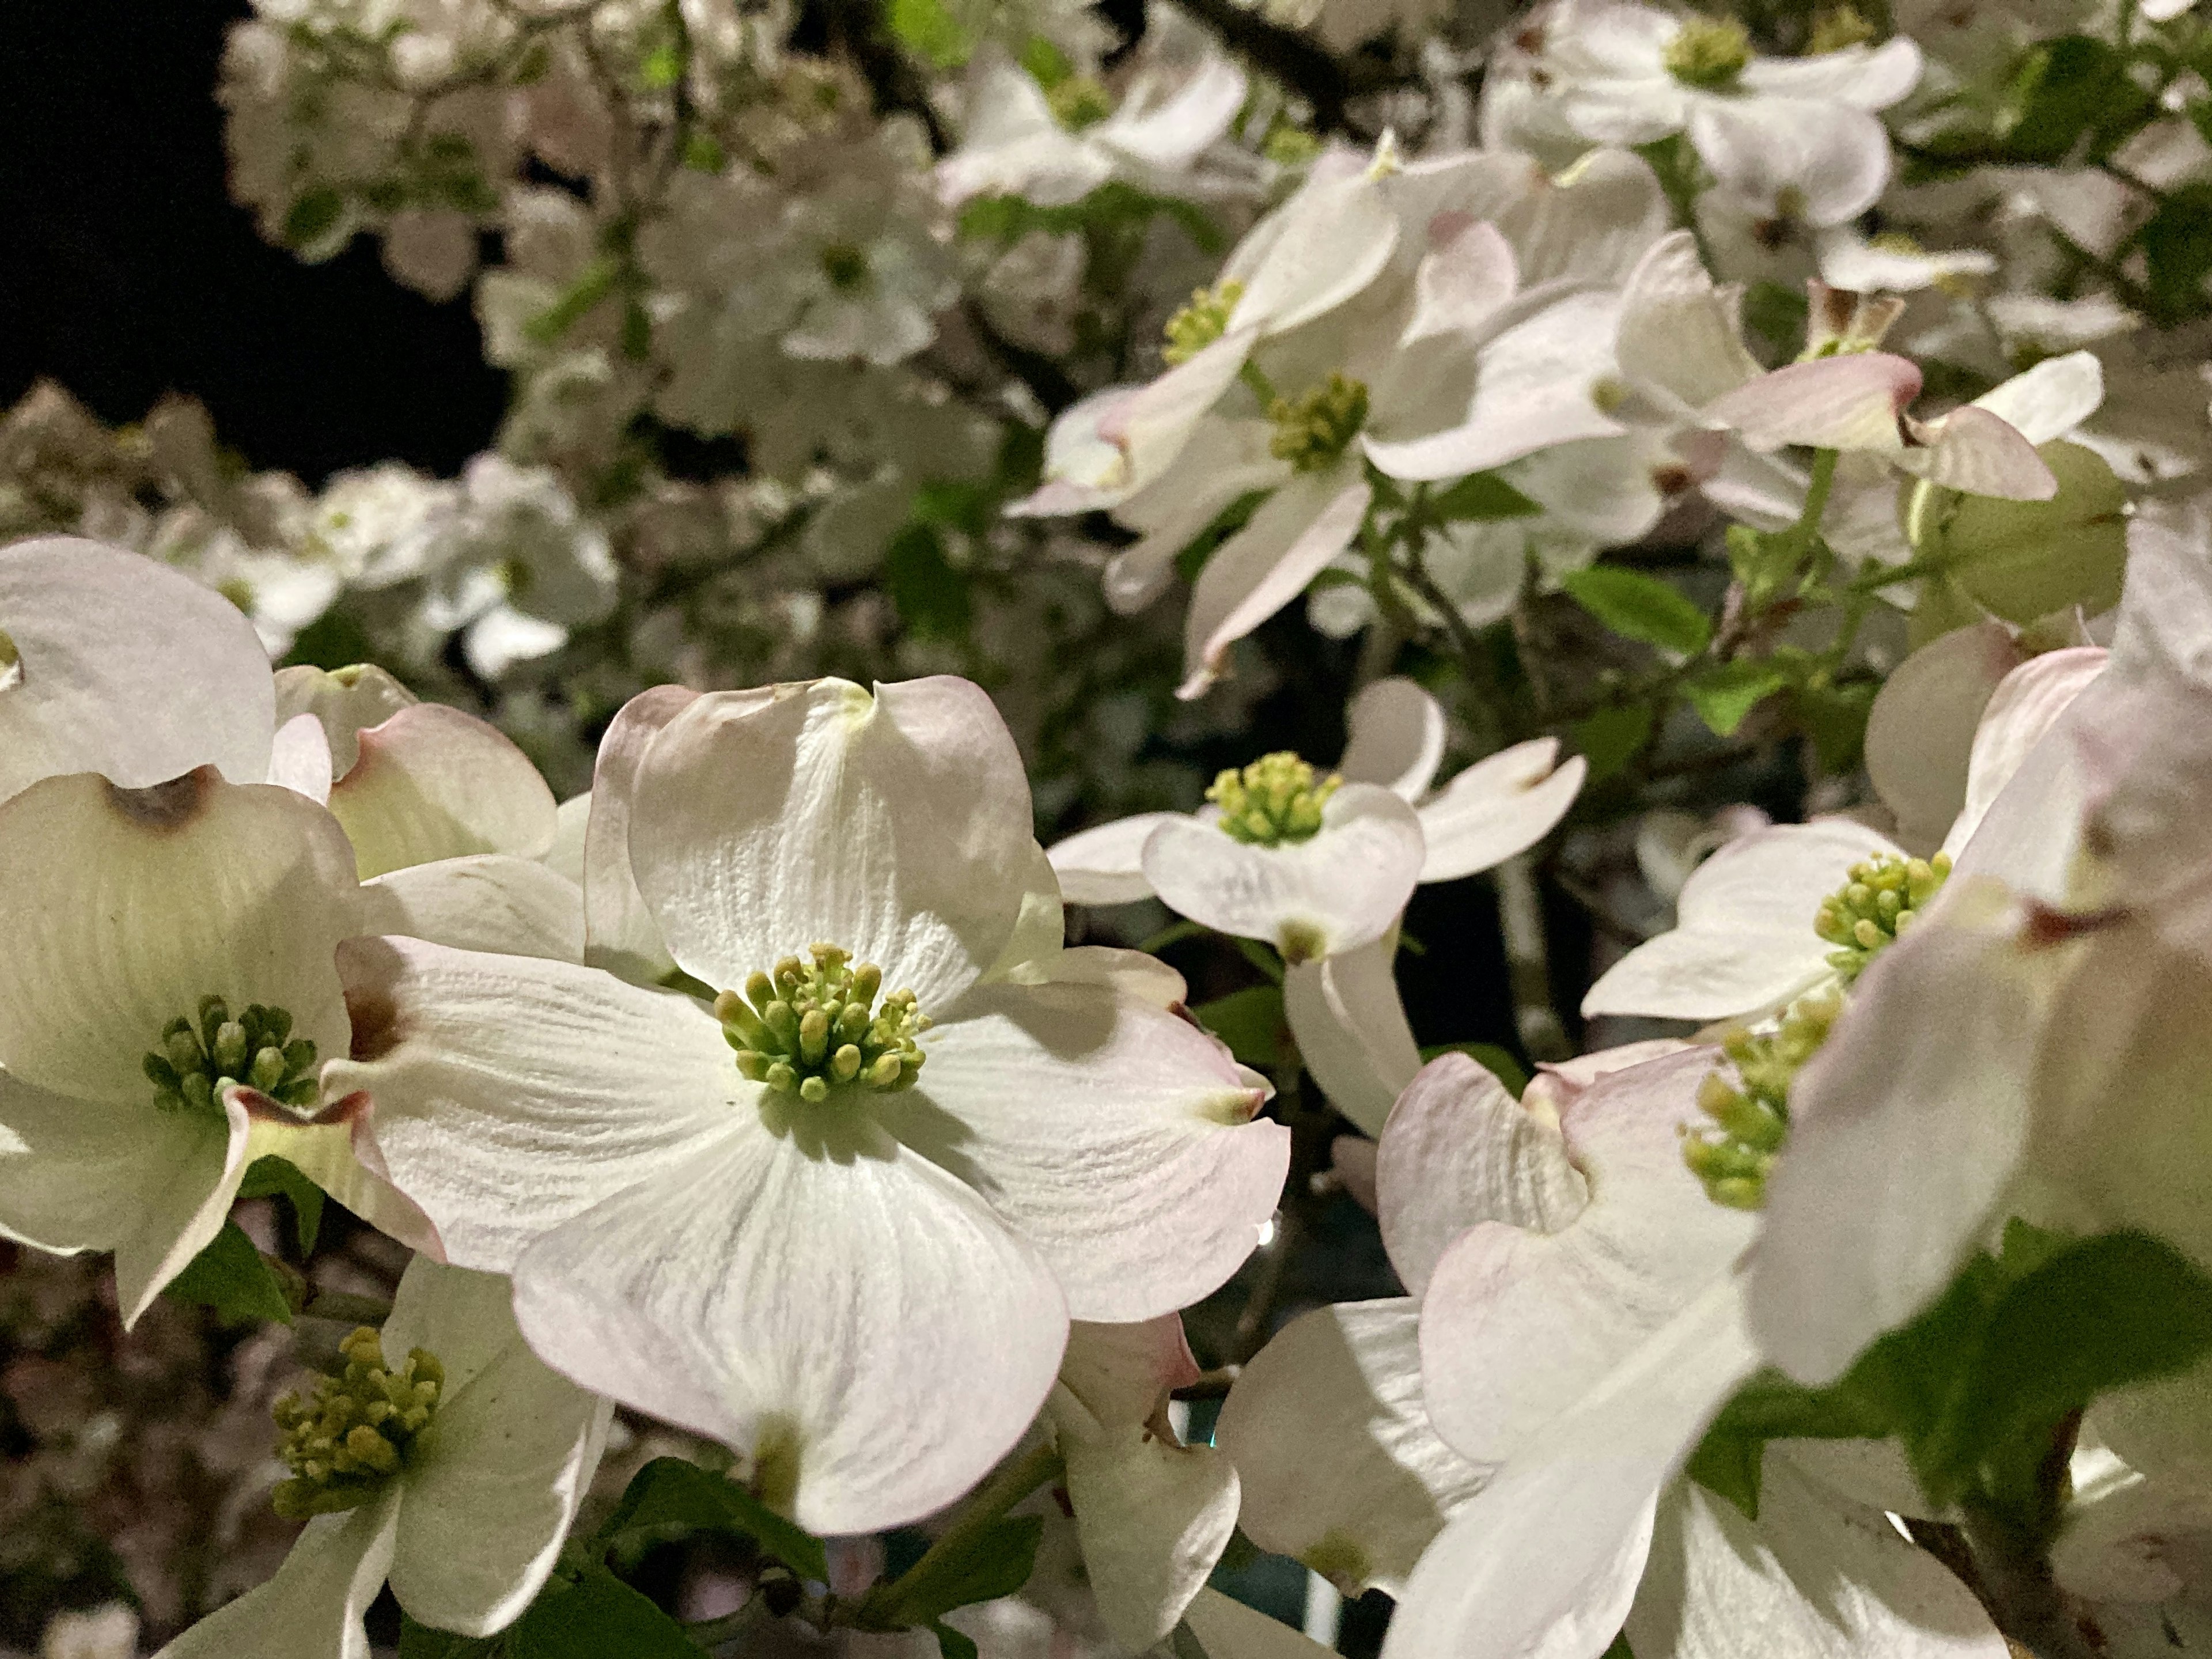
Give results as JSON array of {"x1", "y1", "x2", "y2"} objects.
[{"x1": 329, "y1": 675, "x2": 1289, "y2": 1532}]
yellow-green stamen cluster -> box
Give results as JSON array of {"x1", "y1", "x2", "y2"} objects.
[
  {"x1": 715, "y1": 944, "x2": 928, "y2": 1104},
  {"x1": 143, "y1": 997, "x2": 317, "y2": 1116},
  {"x1": 1163, "y1": 281, "x2": 1246, "y2": 366},
  {"x1": 1664, "y1": 17, "x2": 1751, "y2": 86},
  {"x1": 1808, "y1": 5, "x2": 1876, "y2": 51},
  {"x1": 271, "y1": 1328, "x2": 444, "y2": 1518},
  {"x1": 1048, "y1": 74, "x2": 1113, "y2": 130},
  {"x1": 1208, "y1": 752, "x2": 1342, "y2": 846},
  {"x1": 1268, "y1": 374, "x2": 1369, "y2": 472},
  {"x1": 1815, "y1": 851, "x2": 1951, "y2": 982},
  {"x1": 1684, "y1": 991, "x2": 1841, "y2": 1209}
]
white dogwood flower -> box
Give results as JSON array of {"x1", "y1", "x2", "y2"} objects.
[{"x1": 329, "y1": 676, "x2": 1289, "y2": 1533}]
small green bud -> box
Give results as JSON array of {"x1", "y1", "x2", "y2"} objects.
[
  {"x1": 1664, "y1": 17, "x2": 1751, "y2": 86},
  {"x1": 1267, "y1": 374, "x2": 1369, "y2": 473}
]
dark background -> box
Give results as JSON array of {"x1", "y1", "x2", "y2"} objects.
[{"x1": 0, "y1": 0, "x2": 506, "y2": 481}]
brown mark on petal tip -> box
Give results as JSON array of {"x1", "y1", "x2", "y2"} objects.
[
  {"x1": 338, "y1": 938, "x2": 410, "y2": 1061},
  {"x1": 103, "y1": 765, "x2": 220, "y2": 831},
  {"x1": 1650, "y1": 464, "x2": 1696, "y2": 497},
  {"x1": 2021, "y1": 900, "x2": 2125, "y2": 950}
]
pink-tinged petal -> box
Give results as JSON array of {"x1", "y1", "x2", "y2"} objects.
[
  {"x1": 1402, "y1": 221, "x2": 1520, "y2": 347},
  {"x1": 358, "y1": 855, "x2": 586, "y2": 963},
  {"x1": 630, "y1": 678, "x2": 1035, "y2": 1010},
  {"x1": 326, "y1": 936, "x2": 740, "y2": 1272},
  {"x1": 582, "y1": 684, "x2": 706, "y2": 983},
  {"x1": 242, "y1": 1100, "x2": 440, "y2": 1260},
  {"x1": 1142, "y1": 784, "x2": 1426, "y2": 963},
  {"x1": 1420, "y1": 1048, "x2": 1755, "y2": 1465},
  {"x1": 880, "y1": 979, "x2": 1286, "y2": 1321},
  {"x1": 1899, "y1": 405, "x2": 2058, "y2": 499},
  {"x1": 1972, "y1": 350, "x2": 2104, "y2": 445},
  {"x1": 1417, "y1": 738, "x2": 1587, "y2": 882},
  {"x1": 1385, "y1": 1279, "x2": 1759, "y2": 1659},
  {"x1": 1377, "y1": 1052, "x2": 1586, "y2": 1297},
  {"x1": 1061, "y1": 1315, "x2": 1200, "y2": 1430},
  {"x1": 1283, "y1": 937, "x2": 1422, "y2": 1138},
  {"x1": 1048, "y1": 813, "x2": 1179, "y2": 907},
  {"x1": 0, "y1": 768, "x2": 358, "y2": 1109},
  {"x1": 1706, "y1": 354, "x2": 1921, "y2": 454},
  {"x1": 1616, "y1": 230, "x2": 1763, "y2": 409},
  {"x1": 388, "y1": 1260, "x2": 612, "y2": 1638},
  {"x1": 998, "y1": 942, "x2": 1190, "y2": 1009},
  {"x1": 1740, "y1": 35, "x2": 1922, "y2": 107},
  {"x1": 512, "y1": 1113, "x2": 1067, "y2": 1535},
  {"x1": 1179, "y1": 473, "x2": 1372, "y2": 699},
  {"x1": 268, "y1": 713, "x2": 335, "y2": 803},
  {"x1": 153, "y1": 1494, "x2": 399, "y2": 1659},
  {"x1": 1184, "y1": 1588, "x2": 1339, "y2": 1659},
  {"x1": 1865, "y1": 623, "x2": 2027, "y2": 854},
  {"x1": 1750, "y1": 885, "x2": 2047, "y2": 1384},
  {"x1": 1584, "y1": 819, "x2": 1903, "y2": 1021},
  {"x1": 273, "y1": 664, "x2": 418, "y2": 776},
  {"x1": 1010, "y1": 386, "x2": 1143, "y2": 516},
  {"x1": 1339, "y1": 677, "x2": 1447, "y2": 801},
  {"x1": 0, "y1": 536, "x2": 275, "y2": 805},
  {"x1": 1217, "y1": 1298, "x2": 1485, "y2": 1596},
  {"x1": 328, "y1": 704, "x2": 559, "y2": 880},
  {"x1": 2109, "y1": 511, "x2": 2212, "y2": 691},
  {"x1": 1945, "y1": 646, "x2": 2107, "y2": 860},
  {"x1": 1628, "y1": 1453, "x2": 2006, "y2": 1659},
  {"x1": 1689, "y1": 99, "x2": 1891, "y2": 226}
]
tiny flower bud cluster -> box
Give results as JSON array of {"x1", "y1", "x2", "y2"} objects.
[
  {"x1": 271, "y1": 1328, "x2": 444, "y2": 1518},
  {"x1": 1662, "y1": 18, "x2": 1751, "y2": 87},
  {"x1": 1684, "y1": 990, "x2": 1842, "y2": 1209},
  {"x1": 1207, "y1": 753, "x2": 1342, "y2": 846},
  {"x1": 1162, "y1": 281, "x2": 1247, "y2": 366},
  {"x1": 1815, "y1": 852, "x2": 1951, "y2": 983},
  {"x1": 1268, "y1": 375, "x2": 1370, "y2": 474},
  {"x1": 142, "y1": 997, "x2": 317, "y2": 1117},
  {"x1": 715, "y1": 944, "x2": 928, "y2": 1104}
]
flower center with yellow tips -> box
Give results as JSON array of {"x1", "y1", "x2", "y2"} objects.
[
  {"x1": 1208, "y1": 752, "x2": 1342, "y2": 846},
  {"x1": 715, "y1": 944, "x2": 929, "y2": 1104},
  {"x1": 1664, "y1": 17, "x2": 1751, "y2": 86},
  {"x1": 143, "y1": 996, "x2": 319, "y2": 1119},
  {"x1": 272, "y1": 1327, "x2": 444, "y2": 1518},
  {"x1": 1684, "y1": 990, "x2": 1841, "y2": 1210},
  {"x1": 1163, "y1": 281, "x2": 1246, "y2": 366},
  {"x1": 1815, "y1": 851, "x2": 1950, "y2": 983},
  {"x1": 1268, "y1": 374, "x2": 1369, "y2": 473}
]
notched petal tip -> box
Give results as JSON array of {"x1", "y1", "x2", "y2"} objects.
[
  {"x1": 102, "y1": 764, "x2": 222, "y2": 831},
  {"x1": 337, "y1": 938, "x2": 410, "y2": 1062}
]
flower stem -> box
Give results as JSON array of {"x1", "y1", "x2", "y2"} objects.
[{"x1": 858, "y1": 1441, "x2": 1065, "y2": 1627}]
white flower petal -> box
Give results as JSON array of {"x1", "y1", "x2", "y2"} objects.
[
  {"x1": 153, "y1": 1496, "x2": 399, "y2": 1659},
  {"x1": 1048, "y1": 813, "x2": 1179, "y2": 906},
  {"x1": 583, "y1": 685, "x2": 704, "y2": 983},
  {"x1": 1417, "y1": 738, "x2": 1588, "y2": 882},
  {"x1": 1142, "y1": 783, "x2": 1425, "y2": 962},
  {"x1": 1584, "y1": 819, "x2": 1900, "y2": 1021},
  {"x1": 358, "y1": 855, "x2": 586, "y2": 963},
  {"x1": 1184, "y1": 1588, "x2": 1339, "y2": 1659},
  {"x1": 1898, "y1": 406, "x2": 2058, "y2": 499},
  {"x1": 1705, "y1": 354, "x2": 1920, "y2": 455},
  {"x1": 328, "y1": 937, "x2": 740, "y2": 1271},
  {"x1": 629, "y1": 678, "x2": 1034, "y2": 1009},
  {"x1": 881, "y1": 980, "x2": 1285, "y2": 1321},
  {"x1": 328, "y1": 704, "x2": 558, "y2": 880},
  {"x1": 1060, "y1": 1315, "x2": 1200, "y2": 1430},
  {"x1": 1420, "y1": 1048, "x2": 1756, "y2": 1467},
  {"x1": 1971, "y1": 350, "x2": 2104, "y2": 444},
  {"x1": 0, "y1": 536, "x2": 275, "y2": 805},
  {"x1": 1377, "y1": 1052, "x2": 1586, "y2": 1296},
  {"x1": 1945, "y1": 646, "x2": 2107, "y2": 861},
  {"x1": 1283, "y1": 937, "x2": 1422, "y2": 1137},
  {"x1": 512, "y1": 1114, "x2": 1067, "y2": 1534},
  {"x1": 1864, "y1": 623, "x2": 2027, "y2": 854},
  {"x1": 1339, "y1": 677, "x2": 1447, "y2": 801},
  {"x1": 1101, "y1": 329, "x2": 1260, "y2": 497},
  {"x1": 1742, "y1": 35, "x2": 1921, "y2": 105},
  {"x1": 546, "y1": 791, "x2": 589, "y2": 885},
  {"x1": 273, "y1": 664, "x2": 416, "y2": 777},
  {"x1": 243, "y1": 1105, "x2": 439, "y2": 1261},
  {"x1": 1215, "y1": 1298, "x2": 1484, "y2": 1596},
  {"x1": 1402, "y1": 220, "x2": 1520, "y2": 347},
  {"x1": 1108, "y1": 420, "x2": 1288, "y2": 615},
  {"x1": 1689, "y1": 99, "x2": 1892, "y2": 226},
  {"x1": 1616, "y1": 229, "x2": 1763, "y2": 409},
  {"x1": 1229, "y1": 172, "x2": 1400, "y2": 337},
  {"x1": 0, "y1": 768, "x2": 357, "y2": 1108},
  {"x1": 1178, "y1": 472, "x2": 1372, "y2": 699},
  {"x1": 1099, "y1": 54, "x2": 1248, "y2": 169},
  {"x1": 388, "y1": 1261, "x2": 612, "y2": 1637},
  {"x1": 268, "y1": 713, "x2": 335, "y2": 804},
  {"x1": 1497, "y1": 147, "x2": 1673, "y2": 289}
]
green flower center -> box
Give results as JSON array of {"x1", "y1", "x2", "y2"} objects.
[
  {"x1": 1814, "y1": 851, "x2": 1951, "y2": 983},
  {"x1": 1048, "y1": 74, "x2": 1113, "y2": 131},
  {"x1": 271, "y1": 1327, "x2": 444, "y2": 1518},
  {"x1": 715, "y1": 943, "x2": 929, "y2": 1105},
  {"x1": 1807, "y1": 5, "x2": 1876, "y2": 51},
  {"x1": 1664, "y1": 17, "x2": 1751, "y2": 87},
  {"x1": 1684, "y1": 989, "x2": 1841, "y2": 1210},
  {"x1": 1268, "y1": 374, "x2": 1369, "y2": 473},
  {"x1": 142, "y1": 997, "x2": 319, "y2": 1118},
  {"x1": 820, "y1": 243, "x2": 871, "y2": 293},
  {"x1": 1208, "y1": 752, "x2": 1342, "y2": 846},
  {"x1": 1163, "y1": 281, "x2": 1247, "y2": 366}
]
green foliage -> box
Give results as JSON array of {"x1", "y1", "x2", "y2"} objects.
[
  {"x1": 1909, "y1": 441, "x2": 2129, "y2": 624},
  {"x1": 506, "y1": 1567, "x2": 703, "y2": 1657},
  {"x1": 958, "y1": 183, "x2": 1227, "y2": 258},
  {"x1": 164, "y1": 1221, "x2": 292, "y2": 1327},
  {"x1": 1427, "y1": 472, "x2": 1540, "y2": 524},
  {"x1": 889, "y1": 0, "x2": 974, "y2": 69},
  {"x1": 880, "y1": 1516, "x2": 1045, "y2": 1628},
  {"x1": 1994, "y1": 36, "x2": 2153, "y2": 165},
  {"x1": 599, "y1": 1457, "x2": 830, "y2": 1582},
  {"x1": 1419, "y1": 1041, "x2": 1531, "y2": 1097},
  {"x1": 2135, "y1": 183, "x2": 2212, "y2": 325},
  {"x1": 1560, "y1": 567, "x2": 1711, "y2": 658},
  {"x1": 282, "y1": 187, "x2": 347, "y2": 255},
  {"x1": 1684, "y1": 660, "x2": 1789, "y2": 737},
  {"x1": 885, "y1": 525, "x2": 975, "y2": 641},
  {"x1": 1195, "y1": 984, "x2": 1289, "y2": 1070},
  {"x1": 398, "y1": 1616, "x2": 500, "y2": 1658},
  {"x1": 238, "y1": 1155, "x2": 325, "y2": 1256},
  {"x1": 1789, "y1": 679, "x2": 1877, "y2": 775},
  {"x1": 1574, "y1": 703, "x2": 1656, "y2": 783}
]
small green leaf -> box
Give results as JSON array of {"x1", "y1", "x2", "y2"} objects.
[
  {"x1": 238, "y1": 1154, "x2": 327, "y2": 1256},
  {"x1": 1560, "y1": 568, "x2": 1711, "y2": 657},
  {"x1": 1684, "y1": 660, "x2": 1789, "y2": 737},
  {"x1": 1427, "y1": 472, "x2": 1539, "y2": 523},
  {"x1": 1573, "y1": 703, "x2": 1654, "y2": 783},
  {"x1": 600, "y1": 1457, "x2": 830, "y2": 1582},
  {"x1": 1601, "y1": 1633, "x2": 1636, "y2": 1659},
  {"x1": 507, "y1": 1568, "x2": 701, "y2": 1658},
  {"x1": 884, "y1": 525, "x2": 974, "y2": 641},
  {"x1": 165, "y1": 1221, "x2": 293, "y2": 1327},
  {"x1": 1418, "y1": 1041, "x2": 1529, "y2": 1099},
  {"x1": 1019, "y1": 36, "x2": 1073, "y2": 88},
  {"x1": 931, "y1": 1622, "x2": 980, "y2": 1659},
  {"x1": 887, "y1": 1516, "x2": 1044, "y2": 1625},
  {"x1": 526, "y1": 256, "x2": 623, "y2": 347},
  {"x1": 1790, "y1": 680, "x2": 1877, "y2": 775},
  {"x1": 1194, "y1": 984, "x2": 1287, "y2": 1071},
  {"x1": 282, "y1": 187, "x2": 348, "y2": 255},
  {"x1": 398, "y1": 1614, "x2": 501, "y2": 1658},
  {"x1": 1232, "y1": 938, "x2": 1286, "y2": 986},
  {"x1": 889, "y1": 0, "x2": 972, "y2": 68}
]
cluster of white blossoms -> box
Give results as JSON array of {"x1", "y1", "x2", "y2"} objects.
[{"x1": 21, "y1": 0, "x2": 2212, "y2": 1650}]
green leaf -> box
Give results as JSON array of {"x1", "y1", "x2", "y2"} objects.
[
  {"x1": 888, "y1": 0, "x2": 973, "y2": 68},
  {"x1": 398, "y1": 1614, "x2": 501, "y2": 1658},
  {"x1": 1684, "y1": 660, "x2": 1789, "y2": 737},
  {"x1": 1790, "y1": 680, "x2": 1877, "y2": 776},
  {"x1": 1418, "y1": 1041, "x2": 1529, "y2": 1099},
  {"x1": 1997, "y1": 36, "x2": 2151, "y2": 165},
  {"x1": 1601, "y1": 1633, "x2": 1636, "y2": 1659},
  {"x1": 507, "y1": 1568, "x2": 701, "y2": 1658},
  {"x1": 526, "y1": 256, "x2": 623, "y2": 347},
  {"x1": 884, "y1": 525, "x2": 974, "y2": 641},
  {"x1": 282, "y1": 187, "x2": 347, "y2": 254},
  {"x1": 1573, "y1": 703, "x2": 1654, "y2": 783},
  {"x1": 599, "y1": 1457, "x2": 830, "y2": 1582},
  {"x1": 1741, "y1": 281, "x2": 1809, "y2": 362},
  {"x1": 238, "y1": 1155, "x2": 326, "y2": 1256},
  {"x1": 1018, "y1": 36, "x2": 1073, "y2": 88},
  {"x1": 931, "y1": 1622, "x2": 980, "y2": 1659},
  {"x1": 1427, "y1": 472, "x2": 1539, "y2": 523},
  {"x1": 1232, "y1": 938, "x2": 1286, "y2": 986},
  {"x1": 894, "y1": 1515, "x2": 1044, "y2": 1621},
  {"x1": 1560, "y1": 568, "x2": 1711, "y2": 657},
  {"x1": 165, "y1": 1221, "x2": 293, "y2": 1327},
  {"x1": 1194, "y1": 984, "x2": 1287, "y2": 1071},
  {"x1": 2137, "y1": 183, "x2": 2212, "y2": 325}
]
